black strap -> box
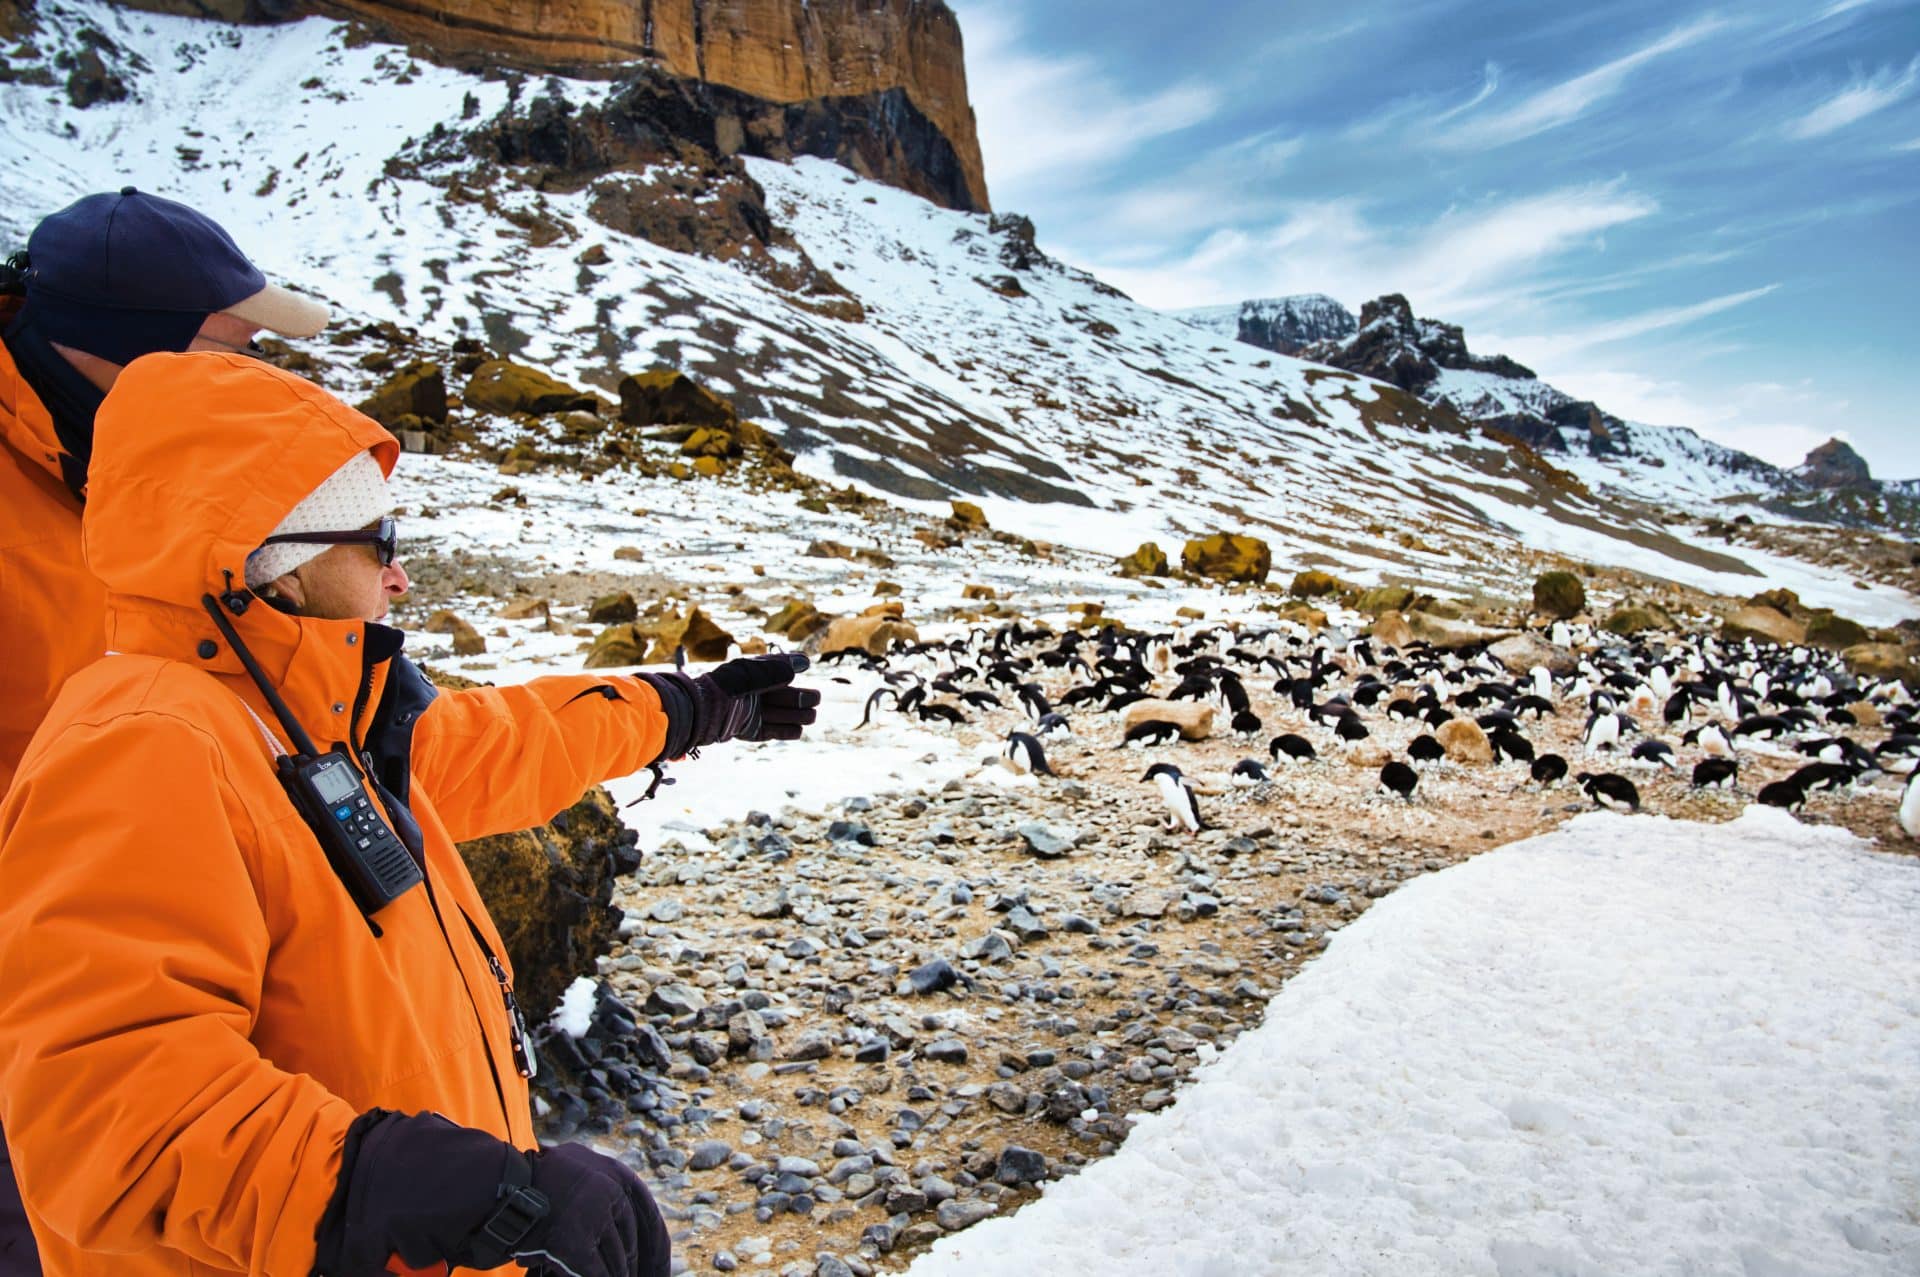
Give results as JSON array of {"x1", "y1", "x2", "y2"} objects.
[{"x1": 464, "y1": 1150, "x2": 548, "y2": 1269}]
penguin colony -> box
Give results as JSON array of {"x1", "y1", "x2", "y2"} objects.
[{"x1": 836, "y1": 611, "x2": 1920, "y2": 843}]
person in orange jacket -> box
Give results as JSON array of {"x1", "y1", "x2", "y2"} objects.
[
  {"x1": 0, "y1": 187, "x2": 331, "y2": 1276},
  {"x1": 0, "y1": 351, "x2": 819, "y2": 1275}
]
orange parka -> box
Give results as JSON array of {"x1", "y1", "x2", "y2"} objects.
[
  {"x1": 0, "y1": 300, "x2": 110, "y2": 796},
  {"x1": 0, "y1": 352, "x2": 670, "y2": 1275}
]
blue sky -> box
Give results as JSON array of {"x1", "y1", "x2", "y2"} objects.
[{"x1": 951, "y1": 0, "x2": 1920, "y2": 476}]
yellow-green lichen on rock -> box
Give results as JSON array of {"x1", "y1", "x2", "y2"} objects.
[
  {"x1": 1117, "y1": 542, "x2": 1171, "y2": 577},
  {"x1": 1182, "y1": 533, "x2": 1272, "y2": 584},
  {"x1": 1531, "y1": 570, "x2": 1586, "y2": 620},
  {"x1": 463, "y1": 360, "x2": 599, "y2": 415}
]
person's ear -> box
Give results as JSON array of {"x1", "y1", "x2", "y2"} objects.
[{"x1": 259, "y1": 571, "x2": 305, "y2": 614}]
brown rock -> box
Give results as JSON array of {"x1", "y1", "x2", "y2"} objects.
[
  {"x1": 679, "y1": 427, "x2": 741, "y2": 458},
  {"x1": 498, "y1": 597, "x2": 551, "y2": 622},
  {"x1": 804, "y1": 540, "x2": 855, "y2": 560},
  {"x1": 1354, "y1": 585, "x2": 1415, "y2": 616},
  {"x1": 1746, "y1": 588, "x2": 1802, "y2": 617},
  {"x1": 1405, "y1": 611, "x2": 1513, "y2": 649},
  {"x1": 765, "y1": 599, "x2": 829, "y2": 641},
  {"x1": 819, "y1": 614, "x2": 918, "y2": 656},
  {"x1": 691, "y1": 455, "x2": 727, "y2": 477},
  {"x1": 1804, "y1": 612, "x2": 1869, "y2": 651},
  {"x1": 357, "y1": 361, "x2": 448, "y2": 425},
  {"x1": 641, "y1": 606, "x2": 737, "y2": 663},
  {"x1": 618, "y1": 369, "x2": 737, "y2": 430},
  {"x1": 1842, "y1": 643, "x2": 1916, "y2": 685},
  {"x1": 1487, "y1": 632, "x2": 1576, "y2": 676},
  {"x1": 1436, "y1": 718, "x2": 1494, "y2": 765},
  {"x1": 1290, "y1": 569, "x2": 1341, "y2": 598},
  {"x1": 425, "y1": 609, "x2": 486, "y2": 656},
  {"x1": 948, "y1": 500, "x2": 989, "y2": 530},
  {"x1": 1530, "y1": 570, "x2": 1585, "y2": 620},
  {"x1": 1722, "y1": 605, "x2": 1806, "y2": 648},
  {"x1": 962, "y1": 584, "x2": 996, "y2": 600},
  {"x1": 1182, "y1": 533, "x2": 1272, "y2": 584},
  {"x1": 861, "y1": 601, "x2": 907, "y2": 619},
  {"x1": 1369, "y1": 610, "x2": 1415, "y2": 650},
  {"x1": 588, "y1": 591, "x2": 639, "y2": 624},
  {"x1": 464, "y1": 360, "x2": 599, "y2": 416},
  {"x1": 584, "y1": 624, "x2": 647, "y2": 668},
  {"x1": 1117, "y1": 542, "x2": 1171, "y2": 577},
  {"x1": 1602, "y1": 605, "x2": 1676, "y2": 636},
  {"x1": 1122, "y1": 699, "x2": 1213, "y2": 741}
]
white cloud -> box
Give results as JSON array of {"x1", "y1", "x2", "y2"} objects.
[
  {"x1": 1490, "y1": 286, "x2": 1780, "y2": 361},
  {"x1": 1437, "y1": 16, "x2": 1731, "y2": 149},
  {"x1": 955, "y1": 4, "x2": 1222, "y2": 198},
  {"x1": 1783, "y1": 56, "x2": 1920, "y2": 139},
  {"x1": 1084, "y1": 183, "x2": 1658, "y2": 316}
]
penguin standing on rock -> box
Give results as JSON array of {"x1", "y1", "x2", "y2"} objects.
[{"x1": 1143, "y1": 763, "x2": 1205, "y2": 833}]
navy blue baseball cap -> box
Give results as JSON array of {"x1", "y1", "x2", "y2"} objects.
[{"x1": 23, "y1": 187, "x2": 328, "y2": 365}]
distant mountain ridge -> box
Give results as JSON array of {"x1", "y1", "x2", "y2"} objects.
[{"x1": 1177, "y1": 291, "x2": 1919, "y2": 534}]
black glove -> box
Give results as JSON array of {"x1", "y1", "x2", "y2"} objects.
[
  {"x1": 314, "y1": 1110, "x2": 669, "y2": 1277},
  {"x1": 637, "y1": 652, "x2": 820, "y2": 760}
]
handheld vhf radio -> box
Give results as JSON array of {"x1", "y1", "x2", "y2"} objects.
[{"x1": 203, "y1": 593, "x2": 423, "y2": 916}]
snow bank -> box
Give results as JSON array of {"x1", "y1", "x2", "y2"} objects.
[{"x1": 908, "y1": 807, "x2": 1920, "y2": 1276}]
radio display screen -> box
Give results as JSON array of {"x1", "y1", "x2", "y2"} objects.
[{"x1": 313, "y1": 761, "x2": 360, "y2": 806}]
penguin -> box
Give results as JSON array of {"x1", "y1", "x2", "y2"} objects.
[
  {"x1": 1899, "y1": 770, "x2": 1920, "y2": 839},
  {"x1": 1531, "y1": 753, "x2": 1569, "y2": 786},
  {"x1": 1732, "y1": 713, "x2": 1791, "y2": 741},
  {"x1": 1756, "y1": 778, "x2": 1806, "y2": 811},
  {"x1": 1016, "y1": 683, "x2": 1053, "y2": 721},
  {"x1": 1576, "y1": 771, "x2": 1641, "y2": 813},
  {"x1": 1628, "y1": 739, "x2": 1678, "y2": 771},
  {"x1": 1124, "y1": 719, "x2": 1182, "y2": 747},
  {"x1": 1231, "y1": 709, "x2": 1264, "y2": 737},
  {"x1": 1407, "y1": 734, "x2": 1445, "y2": 764},
  {"x1": 1784, "y1": 761, "x2": 1856, "y2": 794},
  {"x1": 1005, "y1": 731, "x2": 1055, "y2": 776},
  {"x1": 1683, "y1": 723, "x2": 1734, "y2": 758},
  {"x1": 1490, "y1": 728, "x2": 1536, "y2": 765},
  {"x1": 1334, "y1": 711, "x2": 1371, "y2": 744},
  {"x1": 1231, "y1": 759, "x2": 1269, "y2": 787},
  {"x1": 1582, "y1": 711, "x2": 1625, "y2": 755},
  {"x1": 1143, "y1": 763, "x2": 1204, "y2": 833},
  {"x1": 1691, "y1": 757, "x2": 1739, "y2": 789},
  {"x1": 858, "y1": 686, "x2": 897, "y2": 728},
  {"x1": 1269, "y1": 733, "x2": 1317, "y2": 762},
  {"x1": 1378, "y1": 760, "x2": 1419, "y2": 801},
  {"x1": 1035, "y1": 712, "x2": 1073, "y2": 740}
]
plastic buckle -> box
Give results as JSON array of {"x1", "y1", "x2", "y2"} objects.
[{"x1": 470, "y1": 1185, "x2": 549, "y2": 1266}]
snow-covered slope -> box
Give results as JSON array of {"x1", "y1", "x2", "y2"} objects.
[{"x1": 2, "y1": 0, "x2": 1912, "y2": 618}]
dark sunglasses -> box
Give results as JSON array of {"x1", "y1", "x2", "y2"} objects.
[{"x1": 260, "y1": 515, "x2": 399, "y2": 567}]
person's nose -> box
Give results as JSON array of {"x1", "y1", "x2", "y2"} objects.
[{"x1": 383, "y1": 560, "x2": 410, "y2": 596}]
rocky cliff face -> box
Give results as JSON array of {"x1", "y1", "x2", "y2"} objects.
[
  {"x1": 1302, "y1": 293, "x2": 1536, "y2": 394},
  {"x1": 314, "y1": 0, "x2": 989, "y2": 210},
  {"x1": 1175, "y1": 294, "x2": 1357, "y2": 356},
  {"x1": 1797, "y1": 438, "x2": 1873, "y2": 489}
]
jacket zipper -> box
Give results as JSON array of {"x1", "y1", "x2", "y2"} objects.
[
  {"x1": 346, "y1": 639, "x2": 523, "y2": 1128},
  {"x1": 464, "y1": 913, "x2": 537, "y2": 1080}
]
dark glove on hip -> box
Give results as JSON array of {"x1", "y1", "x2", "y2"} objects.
[
  {"x1": 637, "y1": 652, "x2": 820, "y2": 761},
  {"x1": 313, "y1": 1110, "x2": 670, "y2": 1277}
]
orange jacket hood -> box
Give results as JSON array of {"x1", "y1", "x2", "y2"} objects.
[
  {"x1": 0, "y1": 303, "x2": 67, "y2": 490},
  {"x1": 84, "y1": 351, "x2": 398, "y2": 611}
]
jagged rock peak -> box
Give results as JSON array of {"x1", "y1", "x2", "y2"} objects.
[
  {"x1": 1303, "y1": 293, "x2": 1536, "y2": 395},
  {"x1": 1173, "y1": 294, "x2": 1356, "y2": 356},
  {"x1": 1797, "y1": 438, "x2": 1873, "y2": 489},
  {"x1": 110, "y1": 0, "x2": 990, "y2": 211}
]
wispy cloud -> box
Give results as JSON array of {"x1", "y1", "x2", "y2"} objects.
[
  {"x1": 1784, "y1": 56, "x2": 1920, "y2": 139},
  {"x1": 1522, "y1": 285, "x2": 1779, "y2": 353},
  {"x1": 1436, "y1": 16, "x2": 1732, "y2": 149},
  {"x1": 957, "y1": 4, "x2": 1221, "y2": 195}
]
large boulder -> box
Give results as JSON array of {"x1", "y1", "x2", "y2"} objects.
[
  {"x1": 1405, "y1": 611, "x2": 1513, "y2": 649},
  {"x1": 1722, "y1": 605, "x2": 1806, "y2": 648},
  {"x1": 1122, "y1": 699, "x2": 1213, "y2": 741},
  {"x1": 1842, "y1": 643, "x2": 1916, "y2": 685},
  {"x1": 1290, "y1": 569, "x2": 1342, "y2": 598},
  {"x1": 640, "y1": 606, "x2": 736, "y2": 664},
  {"x1": 1182, "y1": 533, "x2": 1272, "y2": 584},
  {"x1": 617, "y1": 369, "x2": 737, "y2": 429},
  {"x1": 1805, "y1": 612, "x2": 1869, "y2": 651},
  {"x1": 1354, "y1": 585, "x2": 1415, "y2": 616},
  {"x1": 357, "y1": 361, "x2": 448, "y2": 425},
  {"x1": 819, "y1": 614, "x2": 918, "y2": 656},
  {"x1": 587, "y1": 591, "x2": 639, "y2": 624},
  {"x1": 464, "y1": 360, "x2": 599, "y2": 415},
  {"x1": 764, "y1": 599, "x2": 830, "y2": 642},
  {"x1": 457, "y1": 785, "x2": 639, "y2": 1020},
  {"x1": 1117, "y1": 542, "x2": 1171, "y2": 577},
  {"x1": 584, "y1": 624, "x2": 648, "y2": 668},
  {"x1": 1602, "y1": 605, "x2": 1676, "y2": 636},
  {"x1": 1488, "y1": 632, "x2": 1576, "y2": 676},
  {"x1": 1369, "y1": 610, "x2": 1414, "y2": 650},
  {"x1": 1531, "y1": 570, "x2": 1585, "y2": 620},
  {"x1": 1437, "y1": 718, "x2": 1494, "y2": 765},
  {"x1": 948, "y1": 500, "x2": 989, "y2": 531}
]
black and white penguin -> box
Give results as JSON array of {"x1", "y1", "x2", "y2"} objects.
[
  {"x1": 1490, "y1": 728, "x2": 1536, "y2": 765},
  {"x1": 1756, "y1": 777, "x2": 1806, "y2": 811},
  {"x1": 1005, "y1": 731, "x2": 1055, "y2": 776},
  {"x1": 1232, "y1": 709, "x2": 1264, "y2": 738},
  {"x1": 1035, "y1": 712, "x2": 1073, "y2": 740},
  {"x1": 1629, "y1": 739, "x2": 1678, "y2": 771},
  {"x1": 1582, "y1": 711, "x2": 1627, "y2": 755},
  {"x1": 1334, "y1": 711, "x2": 1371, "y2": 744},
  {"x1": 1682, "y1": 723, "x2": 1734, "y2": 758},
  {"x1": 1407, "y1": 734, "x2": 1445, "y2": 765},
  {"x1": 1900, "y1": 770, "x2": 1920, "y2": 839},
  {"x1": 1270, "y1": 733, "x2": 1317, "y2": 762},
  {"x1": 1143, "y1": 762, "x2": 1204, "y2": 834},
  {"x1": 1531, "y1": 753, "x2": 1569, "y2": 785},
  {"x1": 1691, "y1": 757, "x2": 1739, "y2": 789},
  {"x1": 1379, "y1": 760, "x2": 1419, "y2": 801},
  {"x1": 1576, "y1": 771, "x2": 1641, "y2": 813},
  {"x1": 1124, "y1": 719, "x2": 1182, "y2": 748},
  {"x1": 1231, "y1": 759, "x2": 1270, "y2": 787}
]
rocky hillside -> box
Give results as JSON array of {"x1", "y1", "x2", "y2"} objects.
[
  {"x1": 87, "y1": 0, "x2": 988, "y2": 210},
  {"x1": 1172, "y1": 294, "x2": 1356, "y2": 356},
  {"x1": 1180, "y1": 292, "x2": 1920, "y2": 535}
]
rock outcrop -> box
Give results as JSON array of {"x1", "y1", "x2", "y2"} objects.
[
  {"x1": 306, "y1": 0, "x2": 988, "y2": 210},
  {"x1": 1174, "y1": 294, "x2": 1356, "y2": 356},
  {"x1": 1796, "y1": 438, "x2": 1873, "y2": 490},
  {"x1": 1302, "y1": 294, "x2": 1535, "y2": 398}
]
